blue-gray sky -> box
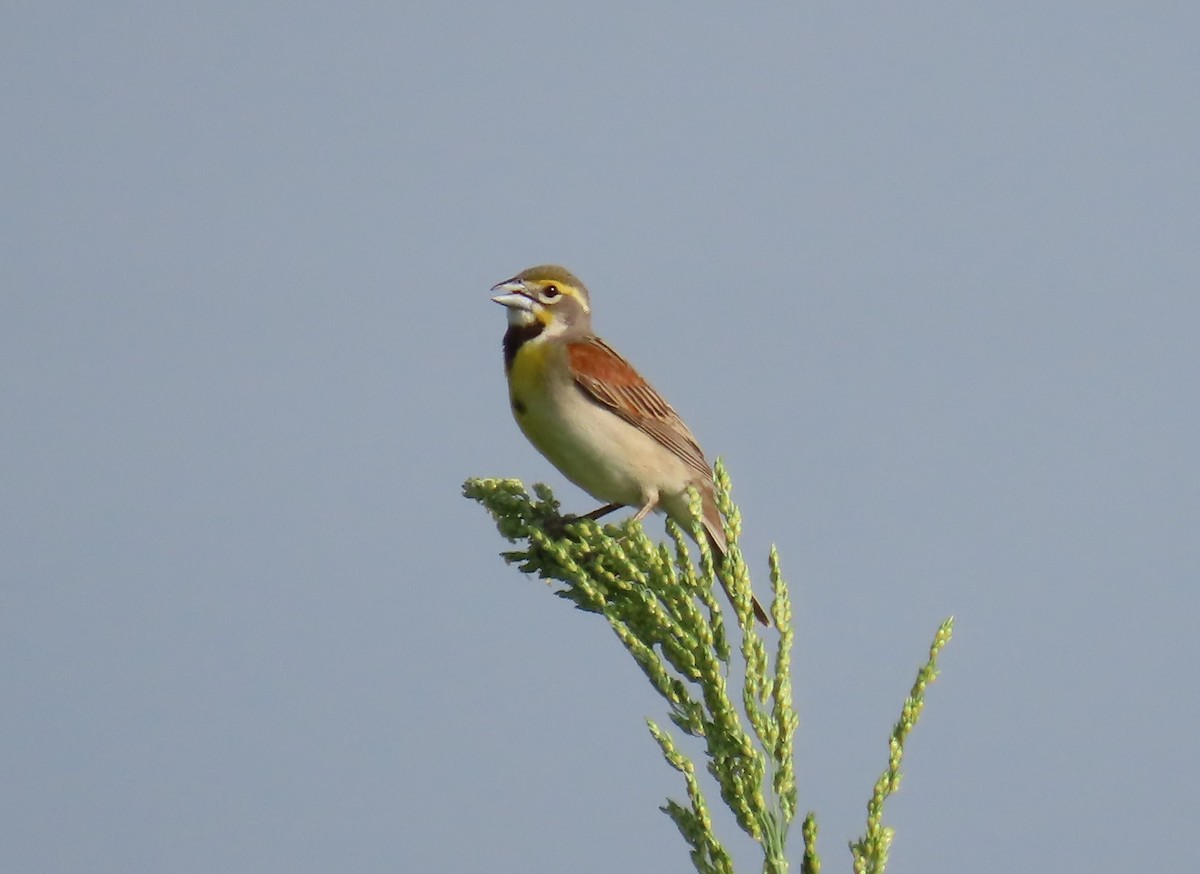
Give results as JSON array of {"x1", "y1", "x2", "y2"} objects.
[{"x1": 3, "y1": 4, "x2": 1197, "y2": 872}]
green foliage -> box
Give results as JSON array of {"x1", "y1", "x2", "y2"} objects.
[
  {"x1": 849, "y1": 617, "x2": 954, "y2": 874},
  {"x1": 463, "y1": 466, "x2": 952, "y2": 873}
]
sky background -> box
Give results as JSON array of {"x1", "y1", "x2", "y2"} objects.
[{"x1": 3, "y1": 3, "x2": 1198, "y2": 872}]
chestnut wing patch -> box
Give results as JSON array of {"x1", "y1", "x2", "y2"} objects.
[{"x1": 567, "y1": 336, "x2": 712, "y2": 480}]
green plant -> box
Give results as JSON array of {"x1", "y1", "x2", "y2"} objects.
[{"x1": 464, "y1": 463, "x2": 952, "y2": 873}]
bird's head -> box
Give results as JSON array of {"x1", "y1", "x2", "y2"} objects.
[{"x1": 491, "y1": 265, "x2": 592, "y2": 337}]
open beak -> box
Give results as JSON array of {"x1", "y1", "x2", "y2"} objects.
[{"x1": 490, "y1": 279, "x2": 535, "y2": 312}]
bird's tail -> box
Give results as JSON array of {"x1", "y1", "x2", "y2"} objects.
[{"x1": 701, "y1": 493, "x2": 770, "y2": 627}]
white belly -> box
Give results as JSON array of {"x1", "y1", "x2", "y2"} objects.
[{"x1": 512, "y1": 369, "x2": 696, "y2": 511}]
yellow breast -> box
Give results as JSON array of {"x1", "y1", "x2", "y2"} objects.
[{"x1": 508, "y1": 336, "x2": 554, "y2": 395}]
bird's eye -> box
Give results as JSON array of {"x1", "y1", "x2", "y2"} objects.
[{"x1": 541, "y1": 284, "x2": 560, "y2": 301}]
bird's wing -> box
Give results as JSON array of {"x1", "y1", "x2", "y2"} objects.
[{"x1": 566, "y1": 335, "x2": 713, "y2": 480}]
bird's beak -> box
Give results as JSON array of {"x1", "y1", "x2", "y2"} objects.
[{"x1": 490, "y1": 279, "x2": 534, "y2": 311}]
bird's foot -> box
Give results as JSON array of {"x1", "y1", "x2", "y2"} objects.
[{"x1": 542, "y1": 512, "x2": 578, "y2": 539}]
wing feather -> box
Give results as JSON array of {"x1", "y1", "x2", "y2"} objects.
[{"x1": 566, "y1": 336, "x2": 713, "y2": 480}]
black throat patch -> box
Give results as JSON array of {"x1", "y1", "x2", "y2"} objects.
[{"x1": 502, "y1": 322, "x2": 544, "y2": 373}]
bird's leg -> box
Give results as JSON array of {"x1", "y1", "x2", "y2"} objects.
[
  {"x1": 544, "y1": 500, "x2": 654, "y2": 539},
  {"x1": 630, "y1": 498, "x2": 659, "y2": 524},
  {"x1": 581, "y1": 502, "x2": 624, "y2": 521},
  {"x1": 544, "y1": 502, "x2": 625, "y2": 538}
]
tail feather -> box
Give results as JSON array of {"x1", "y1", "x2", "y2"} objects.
[{"x1": 701, "y1": 495, "x2": 770, "y2": 627}]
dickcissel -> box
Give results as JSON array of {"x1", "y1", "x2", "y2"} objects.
[{"x1": 491, "y1": 264, "x2": 769, "y2": 626}]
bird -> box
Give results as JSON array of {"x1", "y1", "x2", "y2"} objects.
[{"x1": 491, "y1": 264, "x2": 769, "y2": 626}]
